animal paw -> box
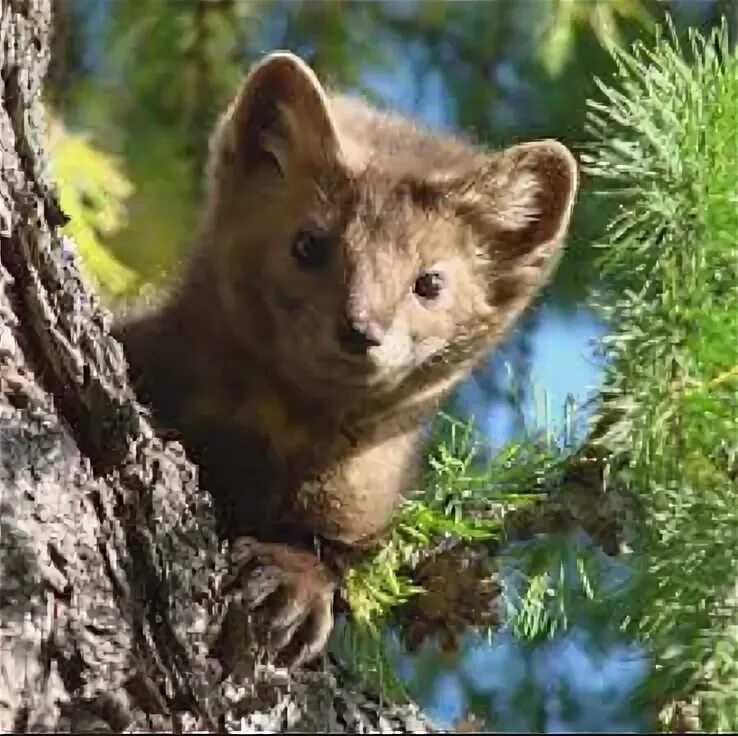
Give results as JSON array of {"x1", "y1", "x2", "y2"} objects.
[{"x1": 223, "y1": 536, "x2": 339, "y2": 667}]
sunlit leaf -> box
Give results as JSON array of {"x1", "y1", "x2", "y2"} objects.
[{"x1": 48, "y1": 118, "x2": 137, "y2": 296}]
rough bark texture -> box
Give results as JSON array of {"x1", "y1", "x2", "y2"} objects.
[{"x1": 0, "y1": 1, "x2": 435, "y2": 731}]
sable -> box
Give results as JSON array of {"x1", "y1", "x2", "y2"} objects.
[{"x1": 115, "y1": 51, "x2": 579, "y2": 667}]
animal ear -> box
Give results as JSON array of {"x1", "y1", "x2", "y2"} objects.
[
  {"x1": 452, "y1": 139, "x2": 579, "y2": 310},
  {"x1": 225, "y1": 51, "x2": 342, "y2": 174}
]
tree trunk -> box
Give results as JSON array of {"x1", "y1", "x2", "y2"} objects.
[{"x1": 0, "y1": 1, "x2": 434, "y2": 731}]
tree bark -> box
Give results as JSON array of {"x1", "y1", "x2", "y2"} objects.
[{"x1": 0, "y1": 1, "x2": 435, "y2": 731}]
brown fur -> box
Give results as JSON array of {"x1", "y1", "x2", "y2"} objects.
[{"x1": 115, "y1": 52, "x2": 579, "y2": 666}]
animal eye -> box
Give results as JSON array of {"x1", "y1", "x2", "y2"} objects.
[
  {"x1": 413, "y1": 271, "x2": 444, "y2": 300},
  {"x1": 291, "y1": 230, "x2": 331, "y2": 269}
]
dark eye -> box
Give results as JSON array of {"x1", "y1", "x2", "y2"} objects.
[
  {"x1": 291, "y1": 230, "x2": 331, "y2": 269},
  {"x1": 413, "y1": 271, "x2": 444, "y2": 300}
]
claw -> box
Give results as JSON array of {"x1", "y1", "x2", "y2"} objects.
[
  {"x1": 224, "y1": 538, "x2": 339, "y2": 667},
  {"x1": 269, "y1": 597, "x2": 308, "y2": 631},
  {"x1": 268, "y1": 612, "x2": 307, "y2": 653},
  {"x1": 241, "y1": 567, "x2": 282, "y2": 609},
  {"x1": 277, "y1": 590, "x2": 334, "y2": 669}
]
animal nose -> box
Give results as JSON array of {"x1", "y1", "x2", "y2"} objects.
[{"x1": 337, "y1": 318, "x2": 384, "y2": 355}]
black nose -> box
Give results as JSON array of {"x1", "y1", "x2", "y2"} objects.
[{"x1": 338, "y1": 319, "x2": 384, "y2": 355}]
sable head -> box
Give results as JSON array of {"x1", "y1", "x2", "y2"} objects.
[{"x1": 203, "y1": 52, "x2": 578, "y2": 400}]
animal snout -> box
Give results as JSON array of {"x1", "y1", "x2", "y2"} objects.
[{"x1": 337, "y1": 317, "x2": 385, "y2": 355}]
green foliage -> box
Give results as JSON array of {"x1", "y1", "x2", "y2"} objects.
[
  {"x1": 100, "y1": 0, "x2": 255, "y2": 282},
  {"x1": 506, "y1": 535, "x2": 602, "y2": 643},
  {"x1": 583, "y1": 18, "x2": 738, "y2": 728},
  {"x1": 336, "y1": 411, "x2": 572, "y2": 696},
  {"x1": 538, "y1": 0, "x2": 655, "y2": 76},
  {"x1": 48, "y1": 120, "x2": 138, "y2": 297},
  {"x1": 343, "y1": 413, "x2": 563, "y2": 630},
  {"x1": 330, "y1": 617, "x2": 410, "y2": 701},
  {"x1": 342, "y1": 416, "x2": 500, "y2": 634}
]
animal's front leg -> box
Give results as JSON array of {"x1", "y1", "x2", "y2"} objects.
[{"x1": 222, "y1": 536, "x2": 339, "y2": 667}]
